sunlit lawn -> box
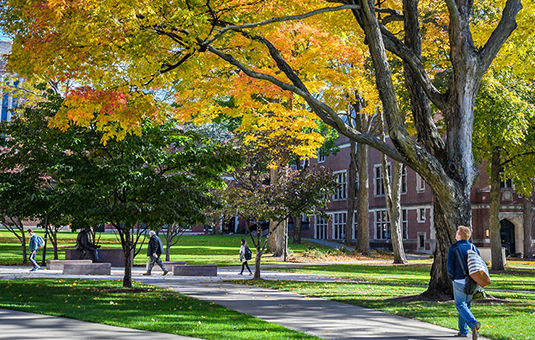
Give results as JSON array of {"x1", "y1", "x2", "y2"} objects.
[
  {"x1": 0, "y1": 278, "x2": 319, "y2": 340},
  {"x1": 3, "y1": 229, "x2": 535, "y2": 339},
  {"x1": 0, "y1": 230, "x2": 323, "y2": 266},
  {"x1": 235, "y1": 263, "x2": 535, "y2": 340}
]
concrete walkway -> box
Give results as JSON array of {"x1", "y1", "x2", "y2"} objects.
[{"x1": 0, "y1": 265, "x2": 489, "y2": 340}]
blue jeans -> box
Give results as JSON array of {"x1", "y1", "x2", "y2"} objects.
[
  {"x1": 453, "y1": 281, "x2": 478, "y2": 335},
  {"x1": 29, "y1": 251, "x2": 39, "y2": 268}
]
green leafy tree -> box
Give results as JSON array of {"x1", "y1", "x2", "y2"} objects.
[
  {"x1": 0, "y1": 92, "x2": 71, "y2": 263},
  {"x1": 57, "y1": 122, "x2": 239, "y2": 287},
  {"x1": 1, "y1": 91, "x2": 240, "y2": 286},
  {"x1": 474, "y1": 71, "x2": 535, "y2": 268},
  {"x1": 278, "y1": 166, "x2": 338, "y2": 245}
]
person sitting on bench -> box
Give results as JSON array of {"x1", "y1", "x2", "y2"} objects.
[{"x1": 76, "y1": 226, "x2": 101, "y2": 262}]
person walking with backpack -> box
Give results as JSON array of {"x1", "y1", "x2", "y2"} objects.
[
  {"x1": 447, "y1": 226, "x2": 482, "y2": 339},
  {"x1": 27, "y1": 229, "x2": 43, "y2": 271},
  {"x1": 239, "y1": 238, "x2": 252, "y2": 275}
]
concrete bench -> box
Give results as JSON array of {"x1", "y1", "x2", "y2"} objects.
[
  {"x1": 173, "y1": 264, "x2": 217, "y2": 277},
  {"x1": 146, "y1": 261, "x2": 186, "y2": 272},
  {"x1": 47, "y1": 260, "x2": 92, "y2": 271},
  {"x1": 63, "y1": 262, "x2": 112, "y2": 275},
  {"x1": 65, "y1": 248, "x2": 130, "y2": 267}
]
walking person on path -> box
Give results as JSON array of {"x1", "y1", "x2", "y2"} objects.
[
  {"x1": 143, "y1": 230, "x2": 169, "y2": 276},
  {"x1": 447, "y1": 225, "x2": 482, "y2": 339},
  {"x1": 27, "y1": 229, "x2": 43, "y2": 271},
  {"x1": 239, "y1": 238, "x2": 252, "y2": 275}
]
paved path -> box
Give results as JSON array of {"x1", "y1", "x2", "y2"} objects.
[
  {"x1": 0, "y1": 308, "x2": 199, "y2": 340},
  {"x1": 0, "y1": 265, "x2": 490, "y2": 340}
]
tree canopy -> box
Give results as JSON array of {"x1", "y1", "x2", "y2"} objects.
[{"x1": 1, "y1": 0, "x2": 532, "y2": 296}]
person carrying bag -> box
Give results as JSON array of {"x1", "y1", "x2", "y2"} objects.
[{"x1": 447, "y1": 226, "x2": 483, "y2": 339}]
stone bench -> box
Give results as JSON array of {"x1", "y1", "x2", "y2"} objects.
[
  {"x1": 65, "y1": 248, "x2": 131, "y2": 267},
  {"x1": 146, "y1": 261, "x2": 186, "y2": 272},
  {"x1": 63, "y1": 262, "x2": 112, "y2": 275},
  {"x1": 47, "y1": 260, "x2": 93, "y2": 271},
  {"x1": 173, "y1": 264, "x2": 217, "y2": 277}
]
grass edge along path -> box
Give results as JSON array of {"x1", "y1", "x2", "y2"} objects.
[
  {"x1": 0, "y1": 278, "x2": 320, "y2": 340},
  {"x1": 230, "y1": 268, "x2": 535, "y2": 340}
]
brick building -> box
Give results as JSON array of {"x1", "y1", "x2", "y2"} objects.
[{"x1": 304, "y1": 134, "x2": 535, "y2": 256}]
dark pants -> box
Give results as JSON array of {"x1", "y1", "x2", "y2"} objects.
[
  {"x1": 241, "y1": 261, "x2": 251, "y2": 274},
  {"x1": 147, "y1": 255, "x2": 167, "y2": 274}
]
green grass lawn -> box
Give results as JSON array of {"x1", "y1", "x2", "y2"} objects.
[
  {"x1": 0, "y1": 278, "x2": 319, "y2": 340},
  {"x1": 2, "y1": 229, "x2": 535, "y2": 339},
  {"x1": 235, "y1": 265, "x2": 535, "y2": 340},
  {"x1": 0, "y1": 230, "x2": 322, "y2": 266}
]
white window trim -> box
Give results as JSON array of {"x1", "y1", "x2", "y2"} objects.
[
  {"x1": 375, "y1": 210, "x2": 391, "y2": 240},
  {"x1": 318, "y1": 148, "x2": 325, "y2": 163},
  {"x1": 333, "y1": 170, "x2": 347, "y2": 201},
  {"x1": 315, "y1": 215, "x2": 329, "y2": 239},
  {"x1": 401, "y1": 165, "x2": 407, "y2": 195},
  {"x1": 374, "y1": 164, "x2": 391, "y2": 197},
  {"x1": 416, "y1": 173, "x2": 426, "y2": 193},
  {"x1": 418, "y1": 207, "x2": 426, "y2": 223},
  {"x1": 332, "y1": 212, "x2": 347, "y2": 240},
  {"x1": 417, "y1": 232, "x2": 426, "y2": 252}
]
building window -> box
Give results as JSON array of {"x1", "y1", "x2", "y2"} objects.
[
  {"x1": 416, "y1": 173, "x2": 426, "y2": 193},
  {"x1": 418, "y1": 208, "x2": 426, "y2": 223},
  {"x1": 401, "y1": 165, "x2": 407, "y2": 194},
  {"x1": 318, "y1": 148, "x2": 325, "y2": 163},
  {"x1": 402, "y1": 209, "x2": 408, "y2": 239},
  {"x1": 374, "y1": 164, "x2": 391, "y2": 196},
  {"x1": 315, "y1": 215, "x2": 328, "y2": 239},
  {"x1": 375, "y1": 210, "x2": 391, "y2": 239},
  {"x1": 333, "y1": 171, "x2": 347, "y2": 200},
  {"x1": 333, "y1": 212, "x2": 346, "y2": 240}
]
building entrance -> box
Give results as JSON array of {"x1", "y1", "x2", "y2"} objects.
[{"x1": 500, "y1": 219, "x2": 516, "y2": 255}]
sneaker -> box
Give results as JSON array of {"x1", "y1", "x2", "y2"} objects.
[
  {"x1": 162, "y1": 270, "x2": 169, "y2": 276},
  {"x1": 472, "y1": 321, "x2": 481, "y2": 340},
  {"x1": 249, "y1": 272, "x2": 253, "y2": 276},
  {"x1": 456, "y1": 332, "x2": 469, "y2": 337},
  {"x1": 30, "y1": 266, "x2": 39, "y2": 272},
  {"x1": 142, "y1": 272, "x2": 151, "y2": 276}
]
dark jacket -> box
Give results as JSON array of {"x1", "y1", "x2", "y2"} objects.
[
  {"x1": 76, "y1": 229, "x2": 98, "y2": 250},
  {"x1": 147, "y1": 234, "x2": 164, "y2": 257},
  {"x1": 447, "y1": 240, "x2": 480, "y2": 281}
]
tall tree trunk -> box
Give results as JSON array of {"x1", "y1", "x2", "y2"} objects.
[
  {"x1": 346, "y1": 140, "x2": 357, "y2": 246},
  {"x1": 489, "y1": 149, "x2": 504, "y2": 270},
  {"x1": 355, "y1": 142, "x2": 370, "y2": 255},
  {"x1": 251, "y1": 219, "x2": 264, "y2": 280},
  {"x1": 391, "y1": 161, "x2": 408, "y2": 264},
  {"x1": 292, "y1": 215, "x2": 302, "y2": 244},
  {"x1": 119, "y1": 228, "x2": 133, "y2": 288},
  {"x1": 267, "y1": 168, "x2": 278, "y2": 254},
  {"x1": 273, "y1": 220, "x2": 286, "y2": 257},
  {"x1": 523, "y1": 194, "x2": 533, "y2": 259},
  {"x1": 424, "y1": 199, "x2": 459, "y2": 299},
  {"x1": 165, "y1": 243, "x2": 171, "y2": 261},
  {"x1": 379, "y1": 111, "x2": 407, "y2": 264}
]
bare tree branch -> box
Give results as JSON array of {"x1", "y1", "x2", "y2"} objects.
[
  {"x1": 204, "y1": 43, "x2": 405, "y2": 163},
  {"x1": 201, "y1": 5, "x2": 359, "y2": 47}
]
